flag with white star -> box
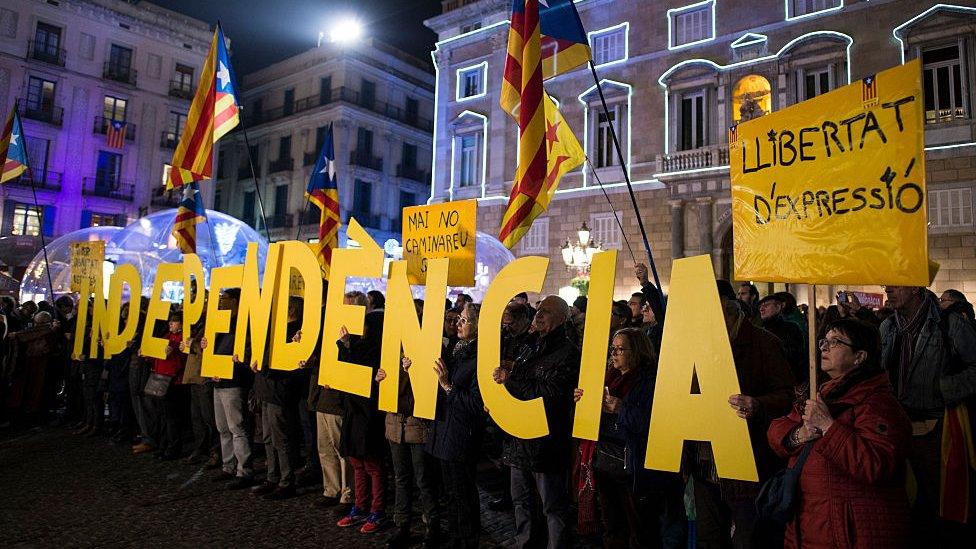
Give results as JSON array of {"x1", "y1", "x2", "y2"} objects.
[
  {"x1": 0, "y1": 107, "x2": 28, "y2": 184},
  {"x1": 305, "y1": 123, "x2": 340, "y2": 279},
  {"x1": 167, "y1": 23, "x2": 240, "y2": 189}
]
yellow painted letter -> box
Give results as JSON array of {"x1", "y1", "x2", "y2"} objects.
[
  {"x1": 139, "y1": 263, "x2": 182, "y2": 359},
  {"x1": 269, "y1": 241, "x2": 322, "y2": 371},
  {"x1": 202, "y1": 265, "x2": 243, "y2": 379},
  {"x1": 572, "y1": 250, "x2": 616, "y2": 440}
]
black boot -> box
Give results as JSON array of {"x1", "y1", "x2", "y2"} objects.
[
  {"x1": 386, "y1": 524, "x2": 411, "y2": 548},
  {"x1": 422, "y1": 520, "x2": 439, "y2": 548}
]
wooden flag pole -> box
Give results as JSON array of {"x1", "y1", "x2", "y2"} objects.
[{"x1": 808, "y1": 284, "x2": 818, "y2": 400}]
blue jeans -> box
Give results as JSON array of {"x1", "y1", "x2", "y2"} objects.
[{"x1": 510, "y1": 467, "x2": 570, "y2": 549}]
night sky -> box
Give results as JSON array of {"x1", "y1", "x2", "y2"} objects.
[{"x1": 149, "y1": 0, "x2": 442, "y2": 74}]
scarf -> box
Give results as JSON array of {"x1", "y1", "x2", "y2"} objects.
[{"x1": 893, "y1": 302, "x2": 928, "y2": 396}]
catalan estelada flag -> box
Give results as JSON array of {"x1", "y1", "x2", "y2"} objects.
[
  {"x1": 501, "y1": 0, "x2": 591, "y2": 117},
  {"x1": 940, "y1": 404, "x2": 976, "y2": 523},
  {"x1": 167, "y1": 23, "x2": 239, "y2": 189},
  {"x1": 499, "y1": 0, "x2": 585, "y2": 249},
  {"x1": 862, "y1": 74, "x2": 878, "y2": 103},
  {"x1": 500, "y1": 93, "x2": 584, "y2": 249},
  {"x1": 0, "y1": 107, "x2": 28, "y2": 184},
  {"x1": 105, "y1": 119, "x2": 127, "y2": 149},
  {"x1": 172, "y1": 182, "x2": 207, "y2": 254},
  {"x1": 305, "y1": 123, "x2": 340, "y2": 279}
]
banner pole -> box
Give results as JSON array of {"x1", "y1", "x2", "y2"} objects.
[
  {"x1": 295, "y1": 196, "x2": 310, "y2": 242},
  {"x1": 808, "y1": 284, "x2": 818, "y2": 400}
]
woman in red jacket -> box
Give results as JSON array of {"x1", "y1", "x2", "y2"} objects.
[{"x1": 768, "y1": 318, "x2": 911, "y2": 548}]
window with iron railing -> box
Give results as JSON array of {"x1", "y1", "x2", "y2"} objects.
[{"x1": 922, "y1": 44, "x2": 969, "y2": 124}]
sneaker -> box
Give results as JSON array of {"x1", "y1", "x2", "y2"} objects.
[
  {"x1": 336, "y1": 506, "x2": 366, "y2": 528},
  {"x1": 360, "y1": 512, "x2": 385, "y2": 534},
  {"x1": 250, "y1": 481, "x2": 276, "y2": 496},
  {"x1": 132, "y1": 442, "x2": 154, "y2": 455},
  {"x1": 226, "y1": 477, "x2": 257, "y2": 490}
]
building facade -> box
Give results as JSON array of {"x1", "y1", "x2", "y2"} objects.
[
  {"x1": 216, "y1": 37, "x2": 435, "y2": 244},
  {"x1": 425, "y1": 0, "x2": 976, "y2": 302},
  {"x1": 0, "y1": 0, "x2": 211, "y2": 272}
]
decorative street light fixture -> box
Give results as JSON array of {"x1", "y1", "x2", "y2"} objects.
[{"x1": 561, "y1": 221, "x2": 601, "y2": 275}]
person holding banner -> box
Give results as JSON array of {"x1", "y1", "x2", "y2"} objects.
[
  {"x1": 769, "y1": 318, "x2": 912, "y2": 548},
  {"x1": 879, "y1": 286, "x2": 976, "y2": 544}
]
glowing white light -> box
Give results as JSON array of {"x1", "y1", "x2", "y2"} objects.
[{"x1": 329, "y1": 18, "x2": 363, "y2": 44}]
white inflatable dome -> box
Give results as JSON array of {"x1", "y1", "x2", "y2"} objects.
[{"x1": 19, "y1": 225, "x2": 123, "y2": 303}]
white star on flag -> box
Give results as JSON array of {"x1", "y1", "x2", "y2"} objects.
[
  {"x1": 319, "y1": 158, "x2": 336, "y2": 180},
  {"x1": 539, "y1": 0, "x2": 549, "y2": 7},
  {"x1": 9, "y1": 131, "x2": 19, "y2": 147},
  {"x1": 216, "y1": 61, "x2": 230, "y2": 90}
]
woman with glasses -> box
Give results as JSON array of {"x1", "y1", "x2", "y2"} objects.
[
  {"x1": 426, "y1": 303, "x2": 485, "y2": 548},
  {"x1": 768, "y1": 318, "x2": 911, "y2": 548},
  {"x1": 574, "y1": 327, "x2": 686, "y2": 548}
]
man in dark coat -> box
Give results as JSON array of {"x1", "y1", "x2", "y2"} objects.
[
  {"x1": 758, "y1": 294, "x2": 807, "y2": 384},
  {"x1": 494, "y1": 296, "x2": 580, "y2": 549}
]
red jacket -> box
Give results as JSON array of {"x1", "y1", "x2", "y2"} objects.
[
  {"x1": 767, "y1": 372, "x2": 911, "y2": 549},
  {"x1": 153, "y1": 331, "x2": 187, "y2": 383}
]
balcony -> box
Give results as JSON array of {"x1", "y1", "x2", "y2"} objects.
[
  {"x1": 396, "y1": 164, "x2": 428, "y2": 183},
  {"x1": 103, "y1": 61, "x2": 137, "y2": 86},
  {"x1": 655, "y1": 144, "x2": 730, "y2": 175},
  {"x1": 267, "y1": 213, "x2": 294, "y2": 229},
  {"x1": 237, "y1": 165, "x2": 257, "y2": 180},
  {"x1": 169, "y1": 80, "x2": 194, "y2": 100},
  {"x1": 349, "y1": 150, "x2": 383, "y2": 171},
  {"x1": 93, "y1": 116, "x2": 136, "y2": 141},
  {"x1": 26, "y1": 40, "x2": 65, "y2": 66},
  {"x1": 251, "y1": 87, "x2": 433, "y2": 132},
  {"x1": 160, "y1": 131, "x2": 178, "y2": 149},
  {"x1": 348, "y1": 212, "x2": 381, "y2": 229},
  {"x1": 268, "y1": 157, "x2": 294, "y2": 174},
  {"x1": 151, "y1": 187, "x2": 181, "y2": 207},
  {"x1": 8, "y1": 170, "x2": 62, "y2": 192},
  {"x1": 83, "y1": 177, "x2": 134, "y2": 201},
  {"x1": 304, "y1": 151, "x2": 320, "y2": 166},
  {"x1": 18, "y1": 99, "x2": 63, "y2": 127}
]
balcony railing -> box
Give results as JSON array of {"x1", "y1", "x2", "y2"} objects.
[
  {"x1": 8, "y1": 170, "x2": 62, "y2": 192},
  {"x1": 268, "y1": 157, "x2": 294, "y2": 173},
  {"x1": 655, "y1": 144, "x2": 730, "y2": 174},
  {"x1": 304, "y1": 151, "x2": 319, "y2": 166},
  {"x1": 160, "y1": 131, "x2": 178, "y2": 149},
  {"x1": 82, "y1": 177, "x2": 134, "y2": 201},
  {"x1": 349, "y1": 150, "x2": 383, "y2": 171},
  {"x1": 252, "y1": 86, "x2": 433, "y2": 132},
  {"x1": 93, "y1": 116, "x2": 136, "y2": 141},
  {"x1": 396, "y1": 163, "x2": 428, "y2": 182},
  {"x1": 151, "y1": 187, "x2": 181, "y2": 207},
  {"x1": 169, "y1": 80, "x2": 194, "y2": 100},
  {"x1": 27, "y1": 40, "x2": 65, "y2": 66},
  {"x1": 18, "y1": 99, "x2": 63, "y2": 126},
  {"x1": 348, "y1": 212, "x2": 381, "y2": 229},
  {"x1": 103, "y1": 61, "x2": 137, "y2": 86},
  {"x1": 267, "y1": 213, "x2": 294, "y2": 229}
]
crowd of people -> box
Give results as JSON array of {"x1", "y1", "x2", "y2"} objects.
[{"x1": 1, "y1": 267, "x2": 974, "y2": 548}]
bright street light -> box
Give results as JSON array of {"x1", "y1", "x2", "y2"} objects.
[{"x1": 328, "y1": 18, "x2": 363, "y2": 44}]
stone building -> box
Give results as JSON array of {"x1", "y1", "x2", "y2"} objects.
[
  {"x1": 216, "y1": 37, "x2": 435, "y2": 244},
  {"x1": 0, "y1": 0, "x2": 211, "y2": 273},
  {"x1": 425, "y1": 0, "x2": 976, "y2": 302}
]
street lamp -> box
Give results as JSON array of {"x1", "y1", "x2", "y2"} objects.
[
  {"x1": 561, "y1": 221, "x2": 601, "y2": 274},
  {"x1": 327, "y1": 18, "x2": 363, "y2": 45}
]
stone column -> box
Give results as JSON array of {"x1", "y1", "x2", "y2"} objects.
[
  {"x1": 696, "y1": 197, "x2": 715, "y2": 268},
  {"x1": 668, "y1": 199, "x2": 684, "y2": 259}
]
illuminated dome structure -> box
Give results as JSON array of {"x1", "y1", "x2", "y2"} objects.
[
  {"x1": 20, "y1": 209, "x2": 268, "y2": 302},
  {"x1": 19, "y1": 226, "x2": 123, "y2": 302}
]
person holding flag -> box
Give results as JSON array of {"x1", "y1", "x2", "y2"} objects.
[
  {"x1": 498, "y1": 0, "x2": 588, "y2": 250},
  {"x1": 167, "y1": 23, "x2": 239, "y2": 189},
  {"x1": 304, "y1": 123, "x2": 341, "y2": 280}
]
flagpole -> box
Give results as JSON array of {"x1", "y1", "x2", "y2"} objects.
[
  {"x1": 586, "y1": 60, "x2": 664, "y2": 308},
  {"x1": 236, "y1": 111, "x2": 272, "y2": 242},
  {"x1": 13, "y1": 105, "x2": 56, "y2": 300},
  {"x1": 295, "y1": 196, "x2": 310, "y2": 241}
]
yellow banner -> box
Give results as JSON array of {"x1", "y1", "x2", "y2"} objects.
[
  {"x1": 731, "y1": 60, "x2": 928, "y2": 285},
  {"x1": 402, "y1": 200, "x2": 477, "y2": 286},
  {"x1": 69, "y1": 240, "x2": 106, "y2": 293}
]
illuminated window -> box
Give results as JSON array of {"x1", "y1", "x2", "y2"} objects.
[
  {"x1": 589, "y1": 212, "x2": 622, "y2": 250},
  {"x1": 590, "y1": 25, "x2": 627, "y2": 66},
  {"x1": 670, "y1": 1, "x2": 714, "y2": 49},
  {"x1": 103, "y1": 95, "x2": 127, "y2": 121},
  {"x1": 519, "y1": 217, "x2": 549, "y2": 254},
  {"x1": 457, "y1": 64, "x2": 486, "y2": 100},
  {"x1": 787, "y1": 0, "x2": 841, "y2": 20},
  {"x1": 458, "y1": 134, "x2": 479, "y2": 187},
  {"x1": 679, "y1": 90, "x2": 706, "y2": 151},
  {"x1": 11, "y1": 204, "x2": 41, "y2": 236},
  {"x1": 162, "y1": 164, "x2": 171, "y2": 188},
  {"x1": 801, "y1": 67, "x2": 832, "y2": 100},
  {"x1": 922, "y1": 44, "x2": 969, "y2": 124},
  {"x1": 595, "y1": 108, "x2": 618, "y2": 168},
  {"x1": 732, "y1": 75, "x2": 772, "y2": 122},
  {"x1": 929, "y1": 188, "x2": 973, "y2": 230},
  {"x1": 91, "y1": 213, "x2": 117, "y2": 227}
]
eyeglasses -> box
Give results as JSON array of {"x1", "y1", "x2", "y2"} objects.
[
  {"x1": 457, "y1": 316, "x2": 473, "y2": 326},
  {"x1": 818, "y1": 338, "x2": 854, "y2": 351},
  {"x1": 609, "y1": 346, "x2": 631, "y2": 355}
]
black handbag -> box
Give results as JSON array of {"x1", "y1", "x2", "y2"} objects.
[
  {"x1": 594, "y1": 441, "x2": 628, "y2": 481},
  {"x1": 143, "y1": 373, "x2": 173, "y2": 398},
  {"x1": 756, "y1": 440, "x2": 814, "y2": 524}
]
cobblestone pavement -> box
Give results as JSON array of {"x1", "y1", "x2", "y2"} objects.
[{"x1": 0, "y1": 426, "x2": 599, "y2": 548}]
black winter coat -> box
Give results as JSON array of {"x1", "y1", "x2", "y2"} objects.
[
  {"x1": 338, "y1": 311, "x2": 387, "y2": 459},
  {"x1": 253, "y1": 320, "x2": 305, "y2": 406},
  {"x1": 426, "y1": 340, "x2": 484, "y2": 463},
  {"x1": 502, "y1": 324, "x2": 580, "y2": 472}
]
